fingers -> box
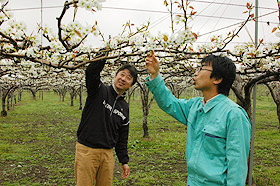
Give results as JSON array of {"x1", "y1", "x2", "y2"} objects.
[
  {"x1": 151, "y1": 50, "x2": 159, "y2": 65},
  {"x1": 145, "y1": 57, "x2": 153, "y2": 64},
  {"x1": 122, "y1": 164, "x2": 130, "y2": 179},
  {"x1": 145, "y1": 50, "x2": 157, "y2": 64},
  {"x1": 122, "y1": 170, "x2": 129, "y2": 179},
  {"x1": 145, "y1": 50, "x2": 160, "y2": 78},
  {"x1": 145, "y1": 53, "x2": 153, "y2": 66}
]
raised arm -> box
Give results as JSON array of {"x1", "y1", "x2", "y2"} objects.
[
  {"x1": 145, "y1": 50, "x2": 192, "y2": 125},
  {"x1": 85, "y1": 51, "x2": 107, "y2": 96}
]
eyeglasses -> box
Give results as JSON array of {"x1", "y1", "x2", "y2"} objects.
[{"x1": 196, "y1": 66, "x2": 212, "y2": 73}]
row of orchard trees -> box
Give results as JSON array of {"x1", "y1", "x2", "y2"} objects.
[
  {"x1": 0, "y1": 0, "x2": 280, "y2": 135},
  {"x1": 0, "y1": 59, "x2": 90, "y2": 116}
]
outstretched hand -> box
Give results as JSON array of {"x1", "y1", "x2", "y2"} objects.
[{"x1": 145, "y1": 50, "x2": 160, "y2": 79}]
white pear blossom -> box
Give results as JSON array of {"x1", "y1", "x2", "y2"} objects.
[
  {"x1": 77, "y1": 0, "x2": 106, "y2": 11},
  {"x1": 0, "y1": 0, "x2": 8, "y2": 4}
]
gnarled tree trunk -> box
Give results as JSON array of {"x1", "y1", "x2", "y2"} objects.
[{"x1": 137, "y1": 81, "x2": 154, "y2": 138}]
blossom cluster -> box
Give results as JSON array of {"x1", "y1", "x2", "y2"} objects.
[
  {"x1": 2, "y1": 20, "x2": 27, "y2": 38},
  {"x1": 77, "y1": 0, "x2": 106, "y2": 11},
  {"x1": 106, "y1": 25, "x2": 197, "y2": 52},
  {"x1": 232, "y1": 42, "x2": 280, "y2": 72},
  {"x1": 0, "y1": 7, "x2": 13, "y2": 22}
]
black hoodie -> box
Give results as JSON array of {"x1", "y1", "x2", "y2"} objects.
[{"x1": 77, "y1": 60, "x2": 129, "y2": 164}]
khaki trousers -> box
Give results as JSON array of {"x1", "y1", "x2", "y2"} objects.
[{"x1": 75, "y1": 142, "x2": 115, "y2": 186}]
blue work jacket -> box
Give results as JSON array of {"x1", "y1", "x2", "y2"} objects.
[{"x1": 146, "y1": 74, "x2": 251, "y2": 186}]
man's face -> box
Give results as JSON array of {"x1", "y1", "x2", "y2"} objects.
[
  {"x1": 192, "y1": 65, "x2": 217, "y2": 91},
  {"x1": 114, "y1": 69, "x2": 134, "y2": 92}
]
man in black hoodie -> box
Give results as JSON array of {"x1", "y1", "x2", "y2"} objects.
[{"x1": 75, "y1": 50, "x2": 138, "y2": 186}]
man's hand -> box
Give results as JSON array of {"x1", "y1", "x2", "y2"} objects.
[
  {"x1": 95, "y1": 47, "x2": 109, "y2": 62},
  {"x1": 145, "y1": 50, "x2": 160, "y2": 79},
  {"x1": 121, "y1": 164, "x2": 130, "y2": 179}
]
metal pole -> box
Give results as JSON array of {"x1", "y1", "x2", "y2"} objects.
[
  {"x1": 248, "y1": 0, "x2": 258, "y2": 185},
  {"x1": 41, "y1": 0, "x2": 43, "y2": 45},
  {"x1": 0, "y1": 85, "x2": 2, "y2": 114}
]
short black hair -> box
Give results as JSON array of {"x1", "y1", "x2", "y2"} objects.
[
  {"x1": 201, "y1": 55, "x2": 236, "y2": 96},
  {"x1": 116, "y1": 64, "x2": 138, "y2": 85}
]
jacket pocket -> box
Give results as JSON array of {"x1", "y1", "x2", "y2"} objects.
[{"x1": 202, "y1": 125, "x2": 226, "y2": 156}]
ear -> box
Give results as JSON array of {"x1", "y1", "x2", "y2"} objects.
[{"x1": 213, "y1": 78, "x2": 223, "y2": 85}]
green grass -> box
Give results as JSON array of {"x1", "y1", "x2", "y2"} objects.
[
  {"x1": 252, "y1": 94, "x2": 280, "y2": 186},
  {"x1": 0, "y1": 90, "x2": 279, "y2": 185}
]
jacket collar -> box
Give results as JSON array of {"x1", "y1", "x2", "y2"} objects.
[
  {"x1": 202, "y1": 94, "x2": 227, "y2": 113},
  {"x1": 111, "y1": 85, "x2": 126, "y2": 99}
]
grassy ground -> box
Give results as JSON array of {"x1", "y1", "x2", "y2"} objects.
[{"x1": 0, "y1": 90, "x2": 279, "y2": 186}]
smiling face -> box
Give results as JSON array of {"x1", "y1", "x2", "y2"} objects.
[{"x1": 113, "y1": 69, "x2": 134, "y2": 94}]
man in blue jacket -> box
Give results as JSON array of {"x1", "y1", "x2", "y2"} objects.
[
  {"x1": 75, "y1": 50, "x2": 138, "y2": 186},
  {"x1": 145, "y1": 51, "x2": 251, "y2": 185}
]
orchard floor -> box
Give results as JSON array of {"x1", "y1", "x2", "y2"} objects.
[{"x1": 0, "y1": 91, "x2": 279, "y2": 186}]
